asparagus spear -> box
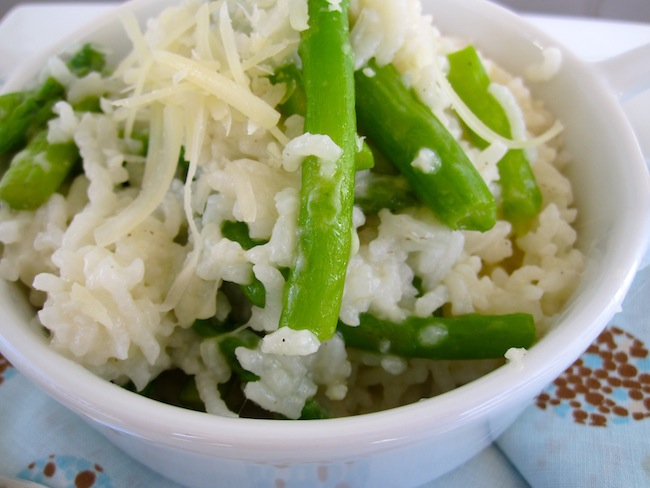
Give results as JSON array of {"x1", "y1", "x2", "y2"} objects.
[
  {"x1": 354, "y1": 171, "x2": 419, "y2": 215},
  {"x1": 0, "y1": 43, "x2": 106, "y2": 157},
  {"x1": 279, "y1": 0, "x2": 357, "y2": 341},
  {"x1": 0, "y1": 129, "x2": 79, "y2": 210},
  {"x1": 355, "y1": 138, "x2": 375, "y2": 171},
  {"x1": 0, "y1": 78, "x2": 65, "y2": 156},
  {"x1": 338, "y1": 312, "x2": 536, "y2": 360},
  {"x1": 355, "y1": 59, "x2": 497, "y2": 232},
  {"x1": 0, "y1": 92, "x2": 26, "y2": 125},
  {"x1": 447, "y1": 45, "x2": 542, "y2": 230},
  {"x1": 271, "y1": 63, "x2": 374, "y2": 171},
  {"x1": 0, "y1": 43, "x2": 106, "y2": 209}
]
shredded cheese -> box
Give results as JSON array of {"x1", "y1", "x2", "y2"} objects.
[
  {"x1": 116, "y1": 12, "x2": 150, "y2": 76},
  {"x1": 159, "y1": 94, "x2": 208, "y2": 312},
  {"x1": 241, "y1": 40, "x2": 298, "y2": 73},
  {"x1": 94, "y1": 103, "x2": 183, "y2": 247},
  {"x1": 153, "y1": 50, "x2": 280, "y2": 130},
  {"x1": 488, "y1": 83, "x2": 527, "y2": 140},
  {"x1": 194, "y1": 2, "x2": 215, "y2": 63},
  {"x1": 117, "y1": 12, "x2": 154, "y2": 137},
  {"x1": 219, "y1": 2, "x2": 249, "y2": 86},
  {"x1": 112, "y1": 82, "x2": 194, "y2": 109}
]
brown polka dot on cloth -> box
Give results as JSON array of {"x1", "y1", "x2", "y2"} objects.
[
  {"x1": 19, "y1": 454, "x2": 112, "y2": 487},
  {"x1": 536, "y1": 326, "x2": 650, "y2": 427}
]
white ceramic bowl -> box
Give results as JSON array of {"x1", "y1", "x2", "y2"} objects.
[{"x1": 1, "y1": 1, "x2": 649, "y2": 487}]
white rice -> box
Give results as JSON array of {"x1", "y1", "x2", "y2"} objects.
[{"x1": 0, "y1": 0, "x2": 584, "y2": 419}]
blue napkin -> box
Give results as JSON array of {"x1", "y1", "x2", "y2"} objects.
[
  {"x1": 496, "y1": 263, "x2": 650, "y2": 487},
  {"x1": 0, "y1": 367, "x2": 179, "y2": 488}
]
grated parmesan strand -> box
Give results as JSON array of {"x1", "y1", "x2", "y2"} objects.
[
  {"x1": 153, "y1": 50, "x2": 280, "y2": 129},
  {"x1": 432, "y1": 56, "x2": 564, "y2": 149},
  {"x1": 241, "y1": 40, "x2": 298, "y2": 73},
  {"x1": 112, "y1": 82, "x2": 194, "y2": 109},
  {"x1": 94, "y1": 103, "x2": 183, "y2": 247},
  {"x1": 117, "y1": 12, "x2": 155, "y2": 137},
  {"x1": 219, "y1": 2, "x2": 249, "y2": 86},
  {"x1": 115, "y1": 12, "x2": 150, "y2": 77},
  {"x1": 194, "y1": 2, "x2": 215, "y2": 62},
  {"x1": 159, "y1": 94, "x2": 208, "y2": 312}
]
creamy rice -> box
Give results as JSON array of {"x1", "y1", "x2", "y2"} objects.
[{"x1": 0, "y1": 0, "x2": 584, "y2": 419}]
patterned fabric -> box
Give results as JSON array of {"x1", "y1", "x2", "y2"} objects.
[
  {"x1": 18, "y1": 456, "x2": 112, "y2": 488},
  {"x1": 496, "y1": 264, "x2": 650, "y2": 487},
  {"x1": 536, "y1": 326, "x2": 650, "y2": 426},
  {"x1": 0, "y1": 358, "x2": 180, "y2": 488}
]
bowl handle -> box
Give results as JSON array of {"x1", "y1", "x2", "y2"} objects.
[
  {"x1": 595, "y1": 43, "x2": 650, "y2": 270},
  {"x1": 594, "y1": 43, "x2": 650, "y2": 102}
]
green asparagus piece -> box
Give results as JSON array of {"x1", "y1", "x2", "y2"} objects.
[
  {"x1": 220, "y1": 220, "x2": 267, "y2": 308},
  {"x1": 447, "y1": 45, "x2": 542, "y2": 229},
  {"x1": 191, "y1": 314, "x2": 240, "y2": 337},
  {"x1": 240, "y1": 279, "x2": 266, "y2": 309},
  {"x1": 355, "y1": 138, "x2": 375, "y2": 171},
  {"x1": 299, "y1": 397, "x2": 329, "y2": 420},
  {"x1": 217, "y1": 329, "x2": 262, "y2": 383},
  {"x1": 72, "y1": 96, "x2": 102, "y2": 113},
  {"x1": 354, "y1": 171, "x2": 419, "y2": 215},
  {"x1": 194, "y1": 320, "x2": 261, "y2": 382},
  {"x1": 355, "y1": 59, "x2": 497, "y2": 231},
  {"x1": 0, "y1": 43, "x2": 106, "y2": 157},
  {"x1": 279, "y1": 0, "x2": 357, "y2": 341},
  {"x1": 272, "y1": 64, "x2": 307, "y2": 118},
  {"x1": 233, "y1": 275, "x2": 265, "y2": 309},
  {"x1": 220, "y1": 221, "x2": 289, "y2": 309},
  {"x1": 338, "y1": 312, "x2": 536, "y2": 360},
  {"x1": 0, "y1": 92, "x2": 26, "y2": 123},
  {"x1": 192, "y1": 318, "x2": 222, "y2": 338},
  {"x1": 0, "y1": 77, "x2": 65, "y2": 156},
  {"x1": 67, "y1": 43, "x2": 106, "y2": 77},
  {"x1": 0, "y1": 130, "x2": 79, "y2": 210},
  {"x1": 221, "y1": 220, "x2": 267, "y2": 250}
]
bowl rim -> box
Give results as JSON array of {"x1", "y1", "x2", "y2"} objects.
[{"x1": 0, "y1": 0, "x2": 648, "y2": 460}]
